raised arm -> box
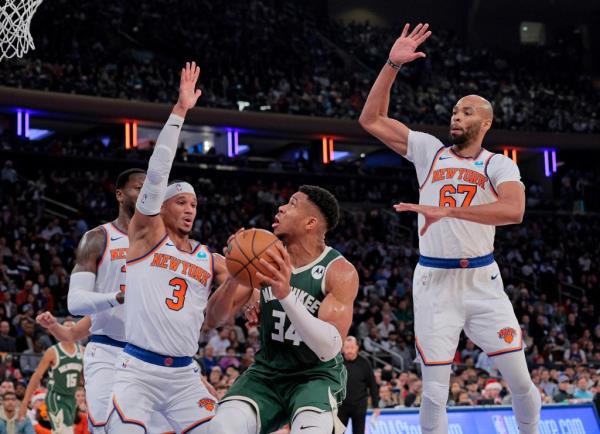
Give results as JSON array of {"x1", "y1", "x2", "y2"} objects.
[
  {"x1": 129, "y1": 62, "x2": 202, "y2": 255},
  {"x1": 257, "y1": 245, "x2": 359, "y2": 362},
  {"x1": 204, "y1": 252, "x2": 255, "y2": 329},
  {"x1": 67, "y1": 227, "x2": 123, "y2": 315},
  {"x1": 36, "y1": 312, "x2": 91, "y2": 342},
  {"x1": 18, "y1": 348, "x2": 55, "y2": 421},
  {"x1": 359, "y1": 23, "x2": 431, "y2": 156}
]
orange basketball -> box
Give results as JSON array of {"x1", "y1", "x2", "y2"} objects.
[{"x1": 225, "y1": 228, "x2": 284, "y2": 288}]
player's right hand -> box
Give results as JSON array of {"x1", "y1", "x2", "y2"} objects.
[
  {"x1": 36, "y1": 311, "x2": 57, "y2": 329},
  {"x1": 175, "y1": 61, "x2": 202, "y2": 111},
  {"x1": 389, "y1": 23, "x2": 432, "y2": 66},
  {"x1": 223, "y1": 227, "x2": 244, "y2": 256}
]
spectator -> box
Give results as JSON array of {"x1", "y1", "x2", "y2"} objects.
[
  {"x1": 573, "y1": 378, "x2": 593, "y2": 401},
  {"x1": 218, "y1": 347, "x2": 241, "y2": 371},
  {"x1": 539, "y1": 369, "x2": 558, "y2": 398},
  {"x1": 0, "y1": 322, "x2": 15, "y2": 353},
  {"x1": 199, "y1": 345, "x2": 217, "y2": 373},
  {"x1": 208, "y1": 327, "x2": 231, "y2": 357},
  {"x1": 0, "y1": 391, "x2": 34, "y2": 434},
  {"x1": 564, "y1": 342, "x2": 587, "y2": 365},
  {"x1": 19, "y1": 340, "x2": 45, "y2": 377},
  {"x1": 338, "y1": 337, "x2": 379, "y2": 434},
  {"x1": 553, "y1": 375, "x2": 574, "y2": 403}
]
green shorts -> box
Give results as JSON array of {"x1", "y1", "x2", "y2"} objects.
[
  {"x1": 45, "y1": 391, "x2": 76, "y2": 430},
  {"x1": 222, "y1": 361, "x2": 347, "y2": 434}
]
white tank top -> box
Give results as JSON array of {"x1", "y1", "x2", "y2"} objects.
[
  {"x1": 406, "y1": 130, "x2": 523, "y2": 258},
  {"x1": 91, "y1": 222, "x2": 128, "y2": 341},
  {"x1": 124, "y1": 235, "x2": 213, "y2": 357}
]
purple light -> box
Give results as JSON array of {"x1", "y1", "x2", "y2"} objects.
[
  {"x1": 234, "y1": 131, "x2": 239, "y2": 155},
  {"x1": 24, "y1": 112, "x2": 30, "y2": 138},
  {"x1": 543, "y1": 150, "x2": 550, "y2": 177},
  {"x1": 551, "y1": 150, "x2": 557, "y2": 173},
  {"x1": 227, "y1": 130, "x2": 233, "y2": 157},
  {"x1": 16, "y1": 111, "x2": 22, "y2": 136}
]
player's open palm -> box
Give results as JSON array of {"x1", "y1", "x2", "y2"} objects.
[
  {"x1": 394, "y1": 202, "x2": 450, "y2": 236},
  {"x1": 177, "y1": 61, "x2": 202, "y2": 110},
  {"x1": 389, "y1": 23, "x2": 432, "y2": 65}
]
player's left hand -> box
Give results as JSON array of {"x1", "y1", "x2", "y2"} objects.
[
  {"x1": 175, "y1": 61, "x2": 202, "y2": 111},
  {"x1": 256, "y1": 243, "x2": 292, "y2": 300},
  {"x1": 393, "y1": 202, "x2": 450, "y2": 235}
]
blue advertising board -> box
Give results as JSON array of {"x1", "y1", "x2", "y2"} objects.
[{"x1": 346, "y1": 404, "x2": 599, "y2": 434}]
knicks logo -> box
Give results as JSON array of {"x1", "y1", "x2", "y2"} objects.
[
  {"x1": 497, "y1": 327, "x2": 517, "y2": 344},
  {"x1": 198, "y1": 398, "x2": 215, "y2": 411}
]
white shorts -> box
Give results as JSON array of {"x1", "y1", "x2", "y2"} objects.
[
  {"x1": 84, "y1": 341, "x2": 174, "y2": 433},
  {"x1": 106, "y1": 351, "x2": 215, "y2": 433},
  {"x1": 413, "y1": 261, "x2": 522, "y2": 366}
]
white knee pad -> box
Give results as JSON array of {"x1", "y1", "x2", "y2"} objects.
[
  {"x1": 209, "y1": 400, "x2": 258, "y2": 434},
  {"x1": 420, "y1": 381, "x2": 449, "y2": 434},
  {"x1": 422, "y1": 380, "x2": 449, "y2": 406},
  {"x1": 290, "y1": 410, "x2": 333, "y2": 434}
]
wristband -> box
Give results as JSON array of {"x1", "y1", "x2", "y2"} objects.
[{"x1": 387, "y1": 58, "x2": 401, "y2": 70}]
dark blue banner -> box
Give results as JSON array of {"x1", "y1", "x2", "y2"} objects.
[{"x1": 346, "y1": 404, "x2": 599, "y2": 434}]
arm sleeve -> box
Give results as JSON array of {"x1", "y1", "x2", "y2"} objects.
[
  {"x1": 136, "y1": 113, "x2": 184, "y2": 215},
  {"x1": 279, "y1": 292, "x2": 342, "y2": 362},
  {"x1": 366, "y1": 359, "x2": 379, "y2": 406},
  {"x1": 404, "y1": 130, "x2": 445, "y2": 186},
  {"x1": 67, "y1": 272, "x2": 120, "y2": 315},
  {"x1": 487, "y1": 154, "x2": 525, "y2": 191}
]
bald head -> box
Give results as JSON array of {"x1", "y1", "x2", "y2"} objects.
[
  {"x1": 456, "y1": 95, "x2": 494, "y2": 120},
  {"x1": 450, "y1": 95, "x2": 494, "y2": 147}
]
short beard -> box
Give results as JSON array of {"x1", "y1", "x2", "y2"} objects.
[{"x1": 449, "y1": 123, "x2": 479, "y2": 145}]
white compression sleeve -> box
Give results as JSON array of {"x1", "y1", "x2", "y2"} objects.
[
  {"x1": 279, "y1": 292, "x2": 342, "y2": 361},
  {"x1": 67, "y1": 272, "x2": 120, "y2": 315},
  {"x1": 136, "y1": 113, "x2": 184, "y2": 215}
]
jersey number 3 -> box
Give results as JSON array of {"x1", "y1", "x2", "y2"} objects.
[
  {"x1": 166, "y1": 277, "x2": 188, "y2": 311},
  {"x1": 439, "y1": 184, "x2": 477, "y2": 207}
]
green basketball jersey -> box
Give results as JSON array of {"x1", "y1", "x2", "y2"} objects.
[
  {"x1": 47, "y1": 343, "x2": 83, "y2": 396},
  {"x1": 255, "y1": 246, "x2": 345, "y2": 372}
]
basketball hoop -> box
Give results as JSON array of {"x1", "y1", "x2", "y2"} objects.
[{"x1": 0, "y1": 0, "x2": 43, "y2": 62}]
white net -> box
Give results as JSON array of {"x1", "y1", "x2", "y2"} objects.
[{"x1": 0, "y1": 0, "x2": 43, "y2": 62}]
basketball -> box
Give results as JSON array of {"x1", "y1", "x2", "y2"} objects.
[{"x1": 225, "y1": 228, "x2": 284, "y2": 288}]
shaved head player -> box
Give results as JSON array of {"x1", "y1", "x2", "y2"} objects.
[{"x1": 359, "y1": 23, "x2": 541, "y2": 434}]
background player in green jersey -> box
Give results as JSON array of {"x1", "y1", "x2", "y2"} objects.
[
  {"x1": 18, "y1": 320, "x2": 83, "y2": 434},
  {"x1": 207, "y1": 185, "x2": 359, "y2": 434}
]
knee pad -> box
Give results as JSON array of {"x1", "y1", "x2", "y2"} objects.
[
  {"x1": 422, "y1": 380, "x2": 449, "y2": 407},
  {"x1": 291, "y1": 411, "x2": 333, "y2": 434},
  {"x1": 209, "y1": 400, "x2": 258, "y2": 434}
]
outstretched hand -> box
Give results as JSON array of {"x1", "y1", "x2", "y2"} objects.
[
  {"x1": 389, "y1": 23, "x2": 432, "y2": 66},
  {"x1": 393, "y1": 202, "x2": 449, "y2": 235},
  {"x1": 175, "y1": 61, "x2": 202, "y2": 112}
]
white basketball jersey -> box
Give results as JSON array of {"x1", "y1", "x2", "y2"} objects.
[
  {"x1": 405, "y1": 130, "x2": 523, "y2": 258},
  {"x1": 124, "y1": 236, "x2": 213, "y2": 357},
  {"x1": 91, "y1": 223, "x2": 128, "y2": 341}
]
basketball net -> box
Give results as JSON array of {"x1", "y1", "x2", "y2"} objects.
[{"x1": 0, "y1": 0, "x2": 43, "y2": 62}]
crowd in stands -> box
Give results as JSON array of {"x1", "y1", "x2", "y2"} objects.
[
  {"x1": 0, "y1": 144, "x2": 598, "y2": 421},
  {"x1": 1, "y1": 0, "x2": 599, "y2": 133}
]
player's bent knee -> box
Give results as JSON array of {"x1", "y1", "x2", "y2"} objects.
[
  {"x1": 290, "y1": 411, "x2": 333, "y2": 434},
  {"x1": 208, "y1": 400, "x2": 258, "y2": 434},
  {"x1": 422, "y1": 380, "x2": 449, "y2": 406}
]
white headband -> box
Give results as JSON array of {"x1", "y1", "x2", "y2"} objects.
[{"x1": 163, "y1": 182, "x2": 196, "y2": 202}]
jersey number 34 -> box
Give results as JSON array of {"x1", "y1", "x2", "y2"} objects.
[{"x1": 271, "y1": 310, "x2": 302, "y2": 346}]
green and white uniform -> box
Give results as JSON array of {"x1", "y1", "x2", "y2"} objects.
[
  {"x1": 223, "y1": 247, "x2": 347, "y2": 434},
  {"x1": 46, "y1": 343, "x2": 83, "y2": 431}
]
